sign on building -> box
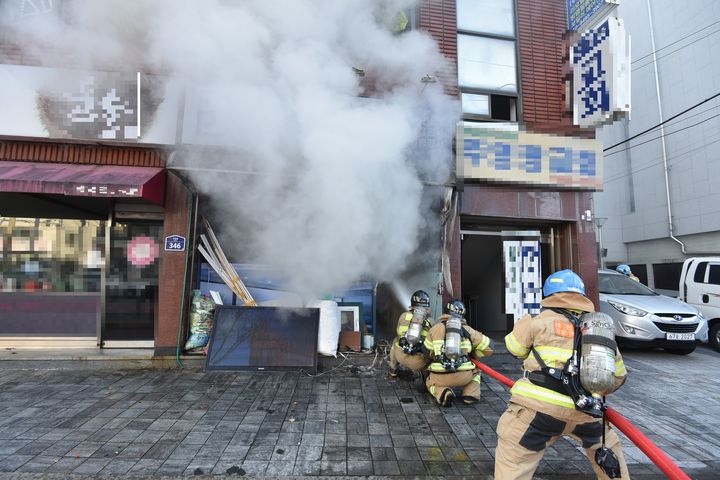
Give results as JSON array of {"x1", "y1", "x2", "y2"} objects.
[
  {"x1": 0, "y1": 64, "x2": 178, "y2": 144},
  {"x1": 566, "y1": 0, "x2": 619, "y2": 31},
  {"x1": 504, "y1": 240, "x2": 542, "y2": 323},
  {"x1": 572, "y1": 17, "x2": 631, "y2": 127},
  {"x1": 164, "y1": 235, "x2": 186, "y2": 252},
  {"x1": 457, "y1": 123, "x2": 603, "y2": 190}
]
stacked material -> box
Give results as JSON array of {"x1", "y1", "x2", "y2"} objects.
[{"x1": 197, "y1": 218, "x2": 256, "y2": 306}]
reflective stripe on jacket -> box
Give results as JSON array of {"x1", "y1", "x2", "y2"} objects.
[
  {"x1": 422, "y1": 315, "x2": 493, "y2": 373},
  {"x1": 505, "y1": 292, "x2": 628, "y2": 412},
  {"x1": 394, "y1": 311, "x2": 432, "y2": 349}
]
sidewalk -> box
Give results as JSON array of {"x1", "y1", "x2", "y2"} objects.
[{"x1": 0, "y1": 343, "x2": 717, "y2": 479}]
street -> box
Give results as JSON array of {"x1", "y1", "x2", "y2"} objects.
[{"x1": 0, "y1": 344, "x2": 718, "y2": 479}]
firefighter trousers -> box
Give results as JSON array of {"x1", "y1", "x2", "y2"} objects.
[
  {"x1": 494, "y1": 402, "x2": 630, "y2": 480},
  {"x1": 388, "y1": 343, "x2": 428, "y2": 373},
  {"x1": 425, "y1": 369, "x2": 482, "y2": 403}
]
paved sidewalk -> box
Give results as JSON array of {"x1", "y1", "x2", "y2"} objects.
[{"x1": 0, "y1": 345, "x2": 717, "y2": 479}]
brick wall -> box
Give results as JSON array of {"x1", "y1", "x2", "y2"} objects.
[
  {"x1": 516, "y1": 0, "x2": 589, "y2": 137},
  {"x1": 0, "y1": 140, "x2": 167, "y2": 167},
  {"x1": 417, "y1": 0, "x2": 458, "y2": 96}
]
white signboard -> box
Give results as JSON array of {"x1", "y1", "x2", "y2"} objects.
[
  {"x1": 504, "y1": 240, "x2": 542, "y2": 323},
  {"x1": 572, "y1": 17, "x2": 631, "y2": 127}
]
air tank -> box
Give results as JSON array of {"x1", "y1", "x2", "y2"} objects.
[
  {"x1": 444, "y1": 316, "x2": 462, "y2": 360},
  {"x1": 579, "y1": 312, "x2": 617, "y2": 397},
  {"x1": 405, "y1": 308, "x2": 426, "y2": 346}
]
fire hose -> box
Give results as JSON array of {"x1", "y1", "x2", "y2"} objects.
[{"x1": 471, "y1": 359, "x2": 691, "y2": 480}]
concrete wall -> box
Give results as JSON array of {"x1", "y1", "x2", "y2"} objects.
[{"x1": 596, "y1": 0, "x2": 720, "y2": 264}]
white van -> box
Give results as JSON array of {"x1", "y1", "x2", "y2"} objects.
[{"x1": 679, "y1": 258, "x2": 720, "y2": 352}]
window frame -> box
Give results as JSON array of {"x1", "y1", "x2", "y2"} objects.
[{"x1": 455, "y1": 0, "x2": 519, "y2": 122}]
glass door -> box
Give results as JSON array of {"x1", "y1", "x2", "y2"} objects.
[{"x1": 103, "y1": 221, "x2": 162, "y2": 346}]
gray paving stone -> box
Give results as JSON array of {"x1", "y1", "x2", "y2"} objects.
[
  {"x1": 72, "y1": 457, "x2": 111, "y2": 475},
  {"x1": 374, "y1": 459, "x2": 401, "y2": 475},
  {"x1": 293, "y1": 459, "x2": 321, "y2": 475},
  {"x1": 321, "y1": 459, "x2": 347, "y2": 475},
  {"x1": 347, "y1": 446, "x2": 372, "y2": 461},
  {"x1": 100, "y1": 458, "x2": 136, "y2": 475},
  {"x1": 271, "y1": 445, "x2": 299, "y2": 461}
]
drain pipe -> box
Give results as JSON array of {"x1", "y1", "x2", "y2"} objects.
[{"x1": 647, "y1": 0, "x2": 687, "y2": 254}]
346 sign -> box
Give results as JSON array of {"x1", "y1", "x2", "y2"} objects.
[{"x1": 164, "y1": 235, "x2": 186, "y2": 252}]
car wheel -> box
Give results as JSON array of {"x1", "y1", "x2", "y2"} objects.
[
  {"x1": 665, "y1": 346, "x2": 696, "y2": 355},
  {"x1": 710, "y1": 322, "x2": 720, "y2": 353}
]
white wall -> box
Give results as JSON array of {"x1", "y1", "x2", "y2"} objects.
[{"x1": 596, "y1": 0, "x2": 720, "y2": 265}]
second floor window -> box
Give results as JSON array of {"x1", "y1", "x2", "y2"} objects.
[{"x1": 456, "y1": 0, "x2": 518, "y2": 121}]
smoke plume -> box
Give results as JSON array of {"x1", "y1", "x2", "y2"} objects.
[{"x1": 6, "y1": 0, "x2": 459, "y2": 298}]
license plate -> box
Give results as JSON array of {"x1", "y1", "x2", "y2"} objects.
[{"x1": 666, "y1": 333, "x2": 695, "y2": 341}]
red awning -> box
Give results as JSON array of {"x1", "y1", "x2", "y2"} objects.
[{"x1": 0, "y1": 161, "x2": 165, "y2": 205}]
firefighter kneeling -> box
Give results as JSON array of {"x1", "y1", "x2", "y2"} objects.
[
  {"x1": 422, "y1": 300, "x2": 493, "y2": 406},
  {"x1": 389, "y1": 290, "x2": 434, "y2": 379},
  {"x1": 495, "y1": 269, "x2": 629, "y2": 480}
]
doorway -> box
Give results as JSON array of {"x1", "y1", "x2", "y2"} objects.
[
  {"x1": 461, "y1": 228, "x2": 554, "y2": 335},
  {"x1": 103, "y1": 221, "x2": 162, "y2": 346}
]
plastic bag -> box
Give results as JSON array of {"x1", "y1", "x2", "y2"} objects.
[{"x1": 184, "y1": 290, "x2": 215, "y2": 351}]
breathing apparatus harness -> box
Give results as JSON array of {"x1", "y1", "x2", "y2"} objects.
[
  {"x1": 530, "y1": 308, "x2": 621, "y2": 478},
  {"x1": 398, "y1": 308, "x2": 428, "y2": 355},
  {"x1": 434, "y1": 316, "x2": 470, "y2": 372}
]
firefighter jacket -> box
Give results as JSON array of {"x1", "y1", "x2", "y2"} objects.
[
  {"x1": 422, "y1": 315, "x2": 494, "y2": 373},
  {"x1": 504, "y1": 291, "x2": 628, "y2": 421},
  {"x1": 393, "y1": 310, "x2": 433, "y2": 352}
]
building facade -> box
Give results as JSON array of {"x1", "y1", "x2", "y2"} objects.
[
  {"x1": 421, "y1": 0, "x2": 601, "y2": 334},
  {"x1": 0, "y1": 0, "x2": 602, "y2": 352},
  {"x1": 595, "y1": 0, "x2": 720, "y2": 295}
]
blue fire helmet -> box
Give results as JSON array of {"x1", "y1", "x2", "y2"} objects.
[
  {"x1": 543, "y1": 269, "x2": 586, "y2": 297},
  {"x1": 616, "y1": 264, "x2": 631, "y2": 276}
]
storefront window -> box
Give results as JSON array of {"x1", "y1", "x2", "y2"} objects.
[{"x1": 0, "y1": 217, "x2": 104, "y2": 293}]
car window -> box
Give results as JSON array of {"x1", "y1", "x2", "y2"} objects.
[
  {"x1": 693, "y1": 262, "x2": 708, "y2": 283},
  {"x1": 599, "y1": 273, "x2": 658, "y2": 295},
  {"x1": 709, "y1": 265, "x2": 720, "y2": 286}
]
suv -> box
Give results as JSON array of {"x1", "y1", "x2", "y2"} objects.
[
  {"x1": 598, "y1": 269, "x2": 708, "y2": 355},
  {"x1": 679, "y1": 258, "x2": 720, "y2": 352}
]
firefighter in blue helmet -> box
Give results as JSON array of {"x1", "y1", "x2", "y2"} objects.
[
  {"x1": 495, "y1": 270, "x2": 630, "y2": 480},
  {"x1": 615, "y1": 264, "x2": 640, "y2": 282}
]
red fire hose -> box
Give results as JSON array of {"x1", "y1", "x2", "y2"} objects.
[{"x1": 472, "y1": 359, "x2": 691, "y2": 480}]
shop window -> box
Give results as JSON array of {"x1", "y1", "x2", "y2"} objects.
[
  {"x1": 652, "y1": 262, "x2": 683, "y2": 291},
  {"x1": 0, "y1": 217, "x2": 104, "y2": 293}
]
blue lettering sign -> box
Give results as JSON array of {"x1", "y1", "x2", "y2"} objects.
[{"x1": 164, "y1": 235, "x2": 186, "y2": 252}]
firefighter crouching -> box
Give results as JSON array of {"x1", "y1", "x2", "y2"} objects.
[
  {"x1": 421, "y1": 299, "x2": 493, "y2": 406},
  {"x1": 389, "y1": 290, "x2": 434, "y2": 378},
  {"x1": 495, "y1": 270, "x2": 629, "y2": 480}
]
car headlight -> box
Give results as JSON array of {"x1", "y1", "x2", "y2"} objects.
[
  {"x1": 696, "y1": 310, "x2": 705, "y2": 319},
  {"x1": 608, "y1": 301, "x2": 648, "y2": 317}
]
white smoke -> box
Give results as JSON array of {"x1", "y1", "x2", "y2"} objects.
[{"x1": 7, "y1": 0, "x2": 459, "y2": 297}]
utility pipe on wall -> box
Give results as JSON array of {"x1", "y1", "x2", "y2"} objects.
[{"x1": 646, "y1": 0, "x2": 686, "y2": 254}]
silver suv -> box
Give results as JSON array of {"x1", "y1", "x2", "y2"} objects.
[{"x1": 598, "y1": 269, "x2": 708, "y2": 355}]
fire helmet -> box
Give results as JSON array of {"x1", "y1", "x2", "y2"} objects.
[
  {"x1": 446, "y1": 299, "x2": 466, "y2": 318},
  {"x1": 411, "y1": 290, "x2": 431, "y2": 308},
  {"x1": 543, "y1": 270, "x2": 586, "y2": 297},
  {"x1": 616, "y1": 264, "x2": 631, "y2": 276}
]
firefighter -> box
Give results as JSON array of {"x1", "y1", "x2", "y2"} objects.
[
  {"x1": 616, "y1": 264, "x2": 640, "y2": 282},
  {"x1": 495, "y1": 269, "x2": 630, "y2": 480},
  {"x1": 421, "y1": 299, "x2": 493, "y2": 406},
  {"x1": 388, "y1": 290, "x2": 434, "y2": 378}
]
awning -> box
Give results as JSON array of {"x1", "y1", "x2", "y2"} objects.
[{"x1": 0, "y1": 161, "x2": 165, "y2": 205}]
